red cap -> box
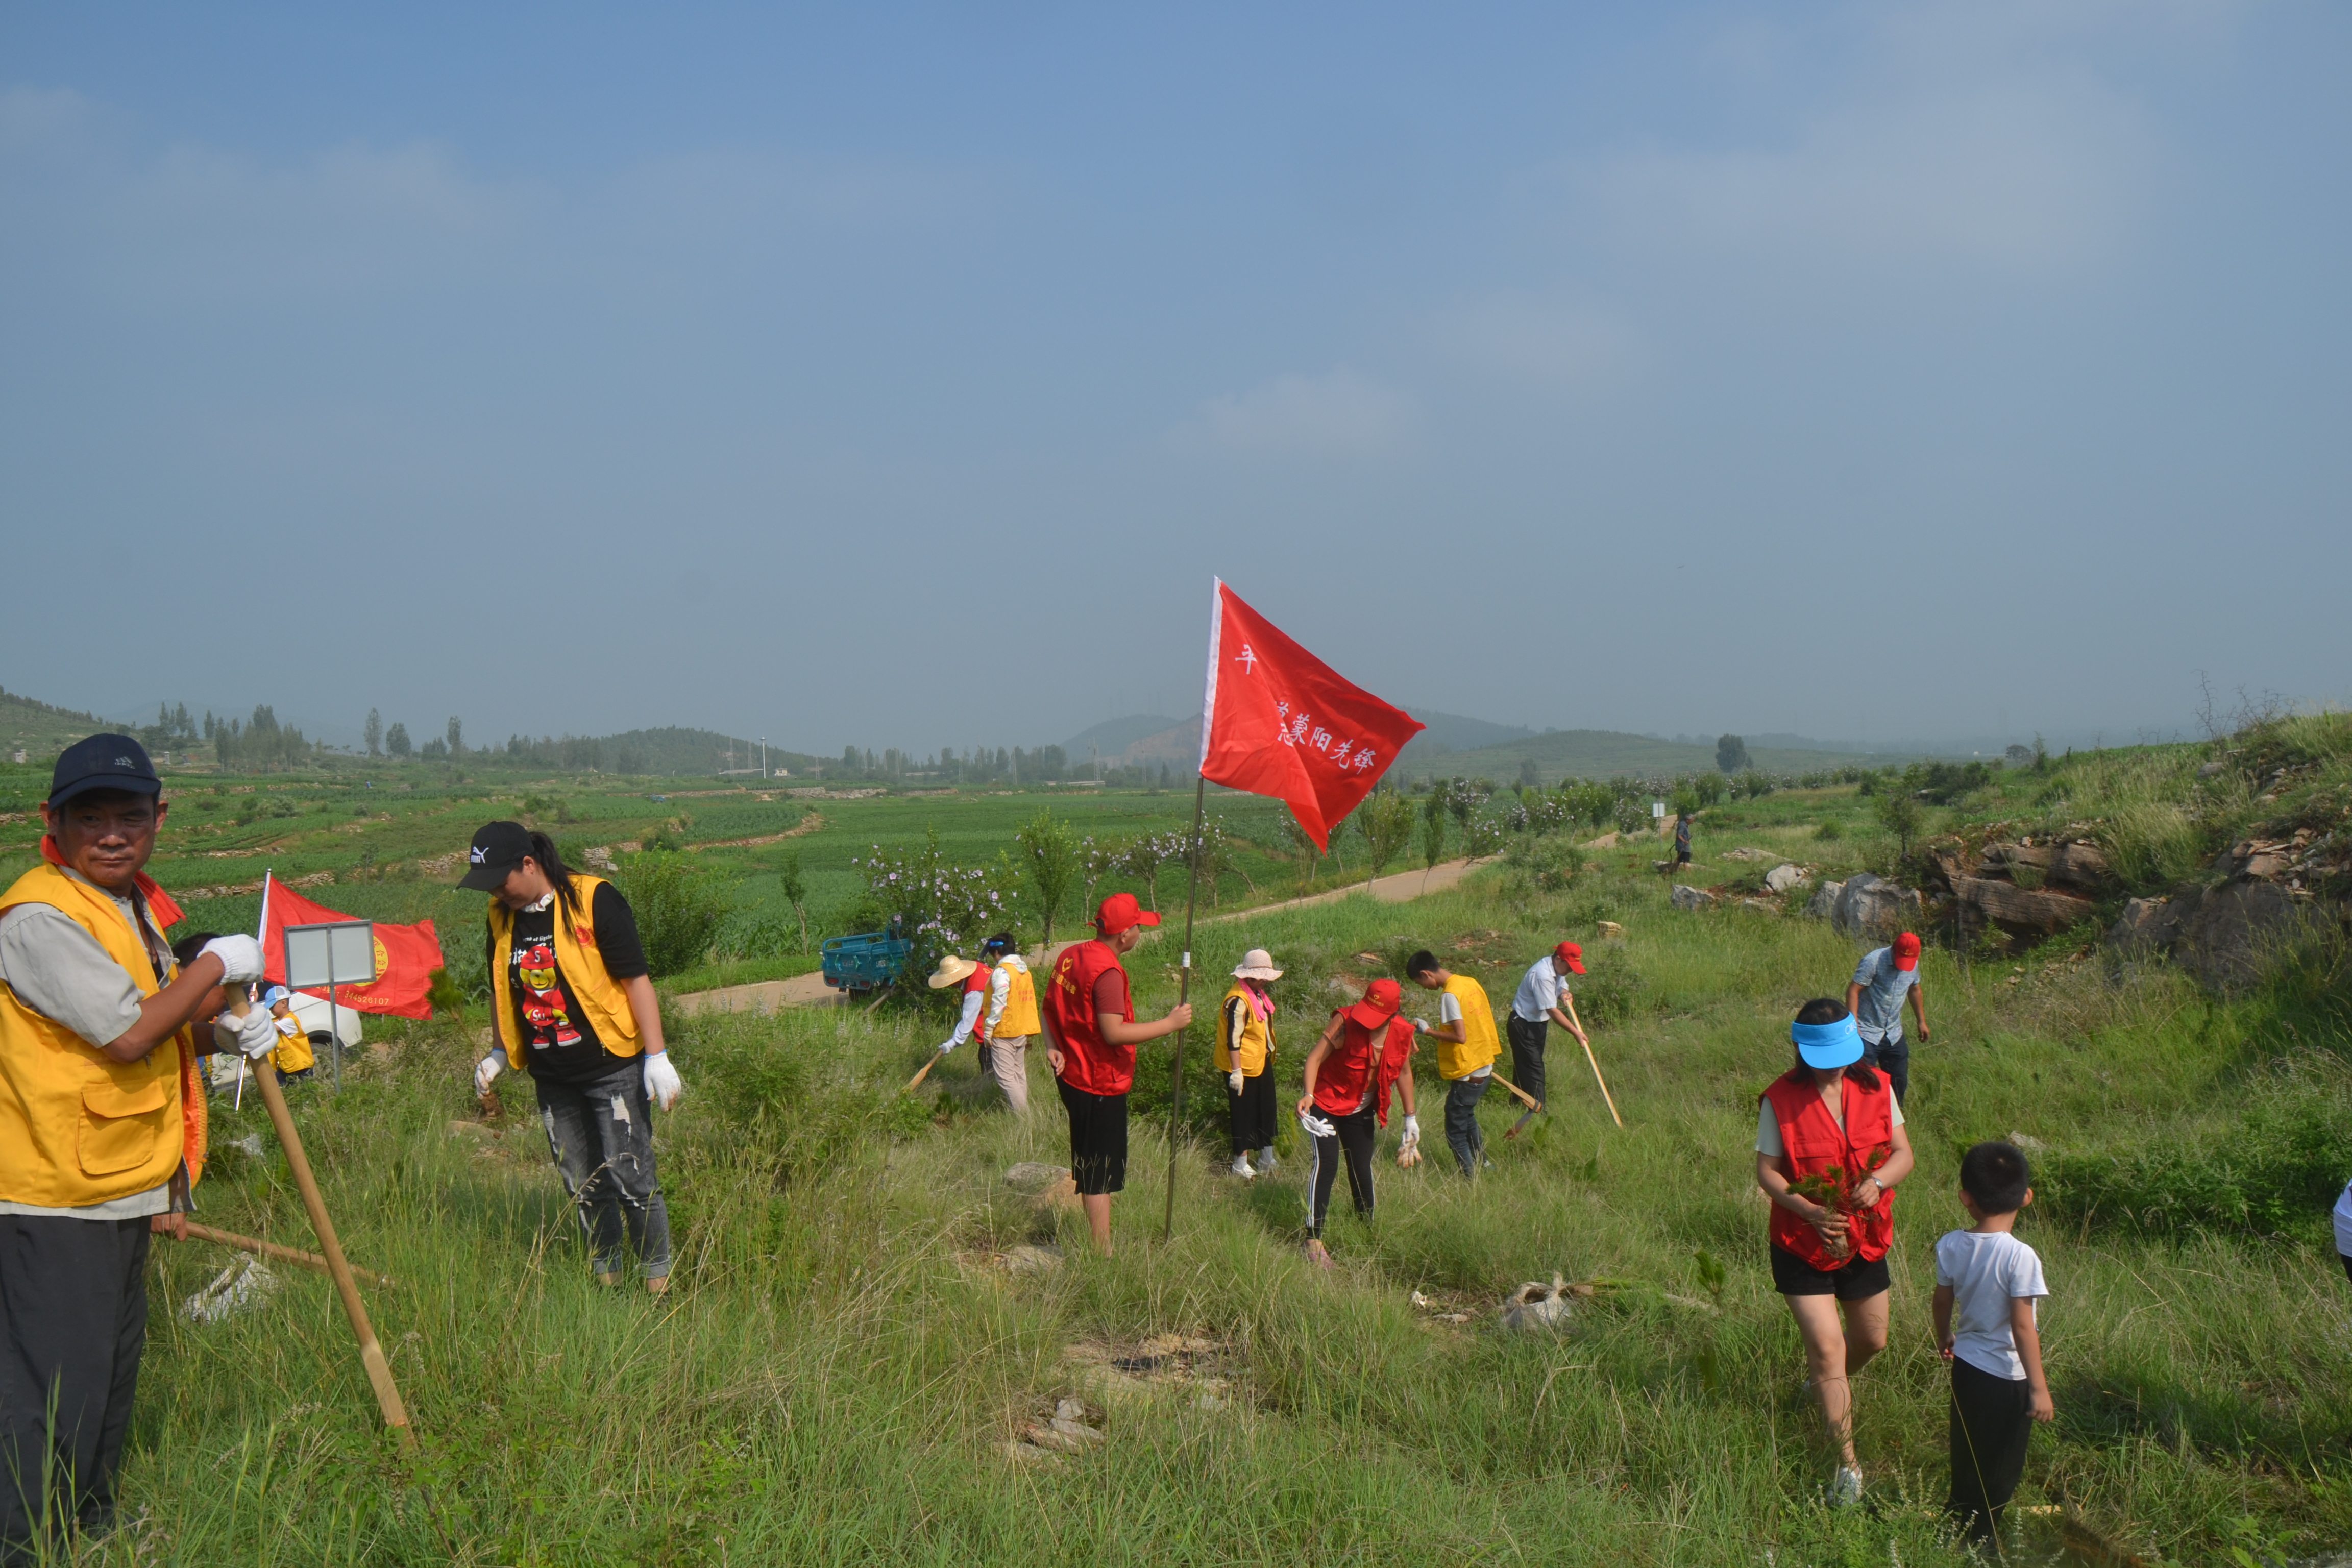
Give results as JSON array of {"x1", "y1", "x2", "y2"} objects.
[
  {"x1": 1346, "y1": 977, "x2": 1403, "y2": 1029},
  {"x1": 1553, "y1": 941, "x2": 1585, "y2": 975},
  {"x1": 1892, "y1": 932, "x2": 1921, "y2": 971},
  {"x1": 1095, "y1": 892, "x2": 1161, "y2": 935}
]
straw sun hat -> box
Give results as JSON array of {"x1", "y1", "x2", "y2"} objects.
[
  {"x1": 927, "y1": 954, "x2": 978, "y2": 989},
  {"x1": 1231, "y1": 949, "x2": 1283, "y2": 982}
]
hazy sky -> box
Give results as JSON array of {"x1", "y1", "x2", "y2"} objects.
[{"x1": 3, "y1": 3, "x2": 2345, "y2": 756}]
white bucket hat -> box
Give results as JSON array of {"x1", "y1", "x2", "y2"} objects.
[{"x1": 1232, "y1": 948, "x2": 1283, "y2": 982}]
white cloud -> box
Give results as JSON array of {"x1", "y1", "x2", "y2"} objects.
[
  {"x1": 1428, "y1": 293, "x2": 1645, "y2": 389},
  {"x1": 1173, "y1": 368, "x2": 1416, "y2": 458},
  {"x1": 1576, "y1": 76, "x2": 2146, "y2": 279}
]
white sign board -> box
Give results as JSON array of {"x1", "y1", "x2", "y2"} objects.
[
  {"x1": 1651, "y1": 801, "x2": 1667, "y2": 819},
  {"x1": 283, "y1": 921, "x2": 377, "y2": 990}
]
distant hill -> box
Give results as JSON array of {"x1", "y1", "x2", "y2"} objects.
[
  {"x1": 1395, "y1": 709, "x2": 1537, "y2": 761},
  {"x1": 0, "y1": 688, "x2": 132, "y2": 763},
  {"x1": 1392, "y1": 728, "x2": 1910, "y2": 786},
  {"x1": 1063, "y1": 715, "x2": 1185, "y2": 762}
]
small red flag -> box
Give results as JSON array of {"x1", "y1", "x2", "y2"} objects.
[
  {"x1": 1197, "y1": 579, "x2": 1425, "y2": 850},
  {"x1": 259, "y1": 876, "x2": 444, "y2": 1021}
]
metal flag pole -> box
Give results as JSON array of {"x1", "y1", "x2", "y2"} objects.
[{"x1": 1162, "y1": 768, "x2": 1209, "y2": 1244}]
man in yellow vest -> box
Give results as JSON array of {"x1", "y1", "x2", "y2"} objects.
[
  {"x1": 976, "y1": 933, "x2": 1039, "y2": 1114},
  {"x1": 0, "y1": 735, "x2": 276, "y2": 1555},
  {"x1": 1407, "y1": 949, "x2": 1501, "y2": 1178}
]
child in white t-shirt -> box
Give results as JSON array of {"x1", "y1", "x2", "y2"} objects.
[
  {"x1": 2334, "y1": 1178, "x2": 2352, "y2": 1290},
  {"x1": 1932, "y1": 1140, "x2": 2053, "y2": 1549}
]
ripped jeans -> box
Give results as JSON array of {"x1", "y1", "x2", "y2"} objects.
[{"x1": 535, "y1": 1060, "x2": 672, "y2": 1280}]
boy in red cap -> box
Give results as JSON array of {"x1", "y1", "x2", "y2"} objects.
[
  {"x1": 1039, "y1": 892, "x2": 1193, "y2": 1255},
  {"x1": 1294, "y1": 977, "x2": 1419, "y2": 1266},
  {"x1": 1505, "y1": 941, "x2": 1589, "y2": 1127},
  {"x1": 1846, "y1": 932, "x2": 1928, "y2": 1104}
]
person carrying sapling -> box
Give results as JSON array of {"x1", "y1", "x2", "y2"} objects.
[
  {"x1": 1405, "y1": 949, "x2": 1499, "y2": 1177},
  {"x1": 1933, "y1": 1140, "x2": 2053, "y2": 1549},
  {"x1": 1218, "y1": 949, "x2": 1282, "y2": 1180},
  {"x1": 464, "y1": 821, "x2": 682, "y2": 1295},
  {"x1": 0, "y1": 735, "x2": 278, "y2": 1556},
  {"x1": 1754, "y1": 997, "x2": 1915, "y2": 1509},
  {"x1": 1295, "y1": 977, "x2": 1418, "y2": 1268}
]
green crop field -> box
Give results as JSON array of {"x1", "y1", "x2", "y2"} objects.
[{"x1": 10, "y1": 720, "x2": 2352, "y2": 1564}]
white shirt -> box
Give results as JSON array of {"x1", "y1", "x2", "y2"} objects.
[
  {"x1": 1511, "y1": 958, "x2": 1569, "y2": 1023},
  {"x1": 2334, "y1": 1179, "x2": 2352, "y2": 1258},
  {"x1": 1934, "y1": 1229, "x2": 2048, "y2": 1381},
  {"x1": 1754, "y1": 1087, "x2": 1905, "y2": 1157}
]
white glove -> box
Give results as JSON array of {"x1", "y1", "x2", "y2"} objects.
[
  {"x1": 936, "y1": 1038, "x2": 959, "y2": 1055},
  {"x1": 1228, "y1": 1069, "x2": 1245, "y2": 1094},
  {"x1": 200, "y1": 935, "x2": 265, "y2": 985},
  {"x1": 643, "y1": 1050, "x2": 683, "y2": 1111},
  {"x1": 1412, "y1": 1018, "x2": 1431, "y2": 1035},
  {"x1": 474, "y1": 1054, "x2": 505, "y2": 1095},
  {"x1": 1298, "y1": 1110, "x2": 1336, "y2": 1140},
  {"x1": 220, "y1": 1007, "x2": 279, "y2": 1060},
  {"x1": 1401, "y1": 1114, "x2": 1422, "y2": 1149}
]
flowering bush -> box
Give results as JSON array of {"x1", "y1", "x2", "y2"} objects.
[{"x1": 851, "y1": 827, "x2": 1012, "y2": 986}]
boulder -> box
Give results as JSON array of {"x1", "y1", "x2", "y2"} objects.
[
  {"x1": 1950, "y1": 875, "x2": 2098, "y2": 936},
  {"x1": 2172, "y1": 879, "x2": 2307, "y2": 993},
  {"x1": 1830, "y1": 873, "x2": 1923, "y2": 938},
  {"x1": 1596, "y1": 920, "x2": 1626, "y2": 941},
  {"x1": 1670, "y1": 885, "x2": 1718, "y2": 912},
  {"x1": 1763, "y1": 863, "x2": 1807, "y2": 894},
  {"x1": 1738, "y1": 898, "x2": 1781, "y2": 915},
  {"x1": 1804, "y1": 880, "x2": 1845, "y2": 920},
  {"x1": 1975, "y1": 840, "x2": 2112, "y2": 892},
  {"x1": 2104, "y1": 896, "x2": 2183, "y2": 958}
]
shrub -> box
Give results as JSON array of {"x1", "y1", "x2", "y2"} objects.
[
  {"x1": 613, "y1": 851, "x2": 737, "y2": 977},
  {"x1": 1015, "y1": 808, "x2": 1082, "y2": 945},
  {"x1": 1503, "y1": 835, "x2": 1584, "y2": 895},
  {"x1": 853, "y1": 827, "x2": 1011, "y2": 984},
  {"x1": 1814, "y1": 817, "x2": 1844, "y2": 841},
  {"x1": 1875, "y1": 792, "x2": 1925, "y2": 857},
  {"x1": 2035, "y1": 1097, "x2": 2352, "y2": 1243}
]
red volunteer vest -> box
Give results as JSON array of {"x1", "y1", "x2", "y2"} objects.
[
  {"x1": 1045, "y1": 939, "x2": 1135, "y2": 1096},
  {"x1": 1311, "y1": 1012, "x2": 1415, "y2": 1126},
  {"x1": 963, "y1": 963, "x2": 992, "y2": 1039},
  {"x1": 1761, "y1": 1069, "x2": 1897, "y2": 1269}
]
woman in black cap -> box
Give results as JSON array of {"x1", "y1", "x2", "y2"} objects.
[{"x1": 463, "y1": 821, "x2": 683, "y2": 1294}]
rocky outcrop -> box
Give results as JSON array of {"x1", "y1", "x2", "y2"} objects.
[
  {"x1": 1805, "y1": 880, "x2": 1844, "y2": 920},
  {"x1": 1829, "y1": 873, "x2": 1923, "y2": 938},
  {"x1": 2105, "y1": 878, "x2": 2311, "y2": 993},
  {"x1": 1948, "y1": 876, "x2": 2097, "y2": 937},
  {"x1": 1670, "y1": 885, "x2": 1718, "y2": 912},
  {"x1": 1763, "y1": 863, "x2": 1807, "y2": 894}
]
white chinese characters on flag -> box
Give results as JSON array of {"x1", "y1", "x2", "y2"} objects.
[{"x1": 1196, "y1": 579, "x2": 1425, "y2": 850}]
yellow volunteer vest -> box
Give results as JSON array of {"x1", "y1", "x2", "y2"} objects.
[
  {"x1": 1214, "y1": 983, "x2": 1274, "y2": 1075},
  {"x1": 991, "y1": 956, "x2": 1040, "y2": 1038},
  {"x1": 487, "y1": 874, "x2": 641, "y2": 1067},
  {"x1": 0, "y1": 864, "x2": 205, "y2": 1206},
  {"x1": 272, "y1": 1013, "x2": 315, "y2": 1075},
  {"x1": 1437, "y1": 973, "x2": 1500, "y2": 1081}
]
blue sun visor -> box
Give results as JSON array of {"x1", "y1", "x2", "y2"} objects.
[{"x1": 1790, "y1": 1015, "x2": 1863, "y2": 1069}]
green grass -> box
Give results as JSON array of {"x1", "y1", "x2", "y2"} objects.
[{"x1": 95, "y1": 776, "x2": 2352, "y2": 1566}]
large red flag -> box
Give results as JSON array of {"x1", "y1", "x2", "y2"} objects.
[
  {"x1": 1197, "y1": 579, "x2": 1425, "y2": 850},
  {"x1": 259, "y1": 875, "x2": 444, "y2": 1021}
]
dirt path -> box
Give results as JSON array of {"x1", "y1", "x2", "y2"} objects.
[{"x1": 671, "y1": 857, "x2": 1492, "y2": 1017}]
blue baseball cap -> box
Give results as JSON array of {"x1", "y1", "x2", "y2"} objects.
[
  {"x1": 263, "y1": 986, "x2": 291, "y2": 1008},
  {"x1": 1791, "y1": 1014, "x2": 1863, "y2": 1069},
  {"x1": 47, "y1": 734, "x2": 161, "y2": 811}
]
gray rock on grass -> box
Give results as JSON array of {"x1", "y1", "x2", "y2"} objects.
[
  {"x1": 1830, "y1": 873, "x2": 1923, "y2": 937},
  {"x1": 1763, "y1": 864, "x2": 1807, "y2": 894},
  {"x1": 1670, "y1": 885, "x2": 1718, "y2": 912}
]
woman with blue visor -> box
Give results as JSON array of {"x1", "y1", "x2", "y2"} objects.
[{"x1": 1756, "y1": 998, "x2": 1915, "y2": 1508}]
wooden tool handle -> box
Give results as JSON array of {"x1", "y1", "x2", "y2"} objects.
[
  {"x1": 180, "y1": 1221, "x2": 397, "y2": 1289},
  {"x1": 903, "y1": 1050, "x2": 944, "y2": 1094},
  {"x1": 1498, "y1": 1076, "x2": 1542, "y2": 1112},
  {"x1": 1577, "y1": 1035, "x2": 1624, "y2": 1129},
  {"x1": 228, "y1": 993, "x2": 413, "y2": 1441}
]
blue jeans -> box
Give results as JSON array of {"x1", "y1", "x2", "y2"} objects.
[
  {"x1": 1861, "y1": 1037, "x2": 1909, "y2": 1105},
  {"x1": 1444, "y1": 1074, "x2": 1489, "y2": 1177}
]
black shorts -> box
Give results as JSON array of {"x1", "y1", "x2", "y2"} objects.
[
  {"x1": 1058, "y1": 1079, "x2": 1128, "y2": 1196},
  {"x1": 1770, "y1": 1244, "x2": 1890, "y2": 1301},
  {"x1": 2341, "y1": 1251, "x2": 2351, "y2": 1288}
]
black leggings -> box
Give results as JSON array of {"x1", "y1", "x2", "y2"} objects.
[{"x1": 1306, "y1": 1105, "x2": 1377, "y2": 1238}]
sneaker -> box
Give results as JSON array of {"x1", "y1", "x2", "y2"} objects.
[
  {"x1": 1828, "y1": 1466, "x2": 1864, "y2": 1507},
  {"x1": 1230, "y1": 1154, "x2": 1257, "y2": 1180},
  {"x1": 1255, "y1": 1147, "x2": 1279, "y2": 1174}
]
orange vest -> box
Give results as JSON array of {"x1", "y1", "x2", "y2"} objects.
[
  {"x1": 0, "y1": 864, "x2": 206, "y2": 1206},
  {"x1": 1761, "y1": 1069, "x2": 1896, "y2": 1268},
  {"x1": 1045, "y1": 939, "x2": 1133, "y2": 1095}
]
